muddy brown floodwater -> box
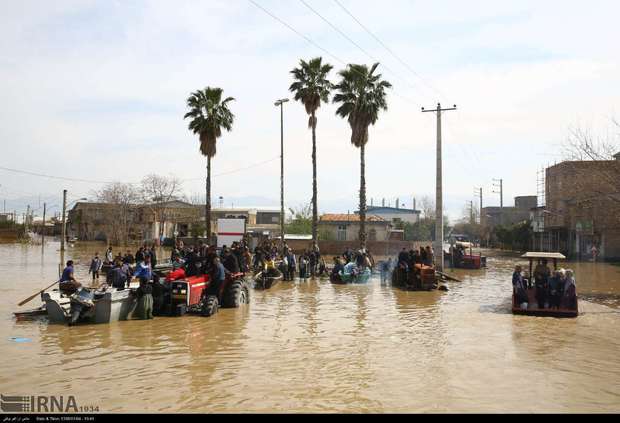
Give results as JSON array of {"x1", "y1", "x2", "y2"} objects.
[{"x1": 1, "y1": 241, "x2": 619, "y2": 412}]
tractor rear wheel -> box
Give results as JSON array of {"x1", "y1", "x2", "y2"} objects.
[
  {"x1": 223, "y1": 279, "x2": 250, "y2": 308},
  {"x1": 201, "y1": 295, "x2": 219, "y2": 317}
]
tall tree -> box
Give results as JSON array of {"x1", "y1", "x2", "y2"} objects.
[
  {"x1": 184, "y1": 87, "x2": 235, "y2": 242},
  {"x1": 140, "y1": 174, "x2": 183, "y2": 240},
  {"x1": 289, "y1": 57, "x2": 333, "y2": 245},
  {"x1": 93, "y1": 182, "x2": 139, "y2": 245},
  {"x1": 333, "y1": 63, "x2": 391, "y2": 248}
]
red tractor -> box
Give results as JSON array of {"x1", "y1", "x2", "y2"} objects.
[{"x1": 164, "y1": 269, "x2": 250, "y2": 317}]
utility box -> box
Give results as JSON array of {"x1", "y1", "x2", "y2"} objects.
[{"x1": 216, "y1": 218, "x2": 246, "y2": 249}]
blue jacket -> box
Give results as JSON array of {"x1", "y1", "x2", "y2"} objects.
[{"x1": 133, "y1": 262, "x2": 152, "y2": 280}]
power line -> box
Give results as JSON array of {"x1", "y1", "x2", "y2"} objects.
[
  {"x1": 332, "y1": 0, "x2": 447, "y2": 102},
  {"x1": 298, "y1": 0, "x2": 424, "y2": 98},
  {"x1": 183, "y1": 156, "x2": 280, "y2": 181},
  {"x1": 0, "y1": 156, "x2": 282, "y2": 187},
  {"x1": 0, "y1": 165, "x2": 116, "y2": 184},
  {"x1": 248, "y1": 0, "x2": 415, "y2": 104}
]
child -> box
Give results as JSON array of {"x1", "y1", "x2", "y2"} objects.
[{"x1": 299, "y1": 254, "x2": 308, "y2": 280}]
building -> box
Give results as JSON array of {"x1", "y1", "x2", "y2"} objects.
[
  {"x1": 208, "y1": 207, "x2": 282, "y2": 238},
  {"x1": 481, "y1": 195, "x2": 537, "y2": 228},
  {"x1": 356, "y1": 206, "x2": 421, "y2": 226},
  {"x1": 68, "y1": 200, "x2": 201, "y2": 242},
  {"x1": 0, "y1": 213, "x2": 15, "y2": 224},
  {"x1": 318, "y1": 213, "x2": 393, "y2": 241},
  {"x1": 67, "y1": 201, "x2": 283, "y2": 244},
  {"x1": 533, "y1": 156, "x2": 620, "y2": 260}
]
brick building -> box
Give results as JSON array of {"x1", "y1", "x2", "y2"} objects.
[
  {"x1": 535, "y1": 156, "x2": 620, "y2": 260},
  {"x1": 481, "y1": 195, "x2": 537, "y2": 228}
]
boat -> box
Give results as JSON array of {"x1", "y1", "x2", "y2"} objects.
[
  {"x1": 330, "y1": 263, "x2": 372, "y2": 284},
  {"x1": 253, "y1": 269, "x2": 282, "y2": 289},
  {"x1": 511, "y1": 252, "x2": 578, "y2": 318},
  {"x1": 42, "y1": 285, "x2": 139, "y2": 325},
  {"x1": 391, "y1": 263, "x2": 438, "y2": 291}
]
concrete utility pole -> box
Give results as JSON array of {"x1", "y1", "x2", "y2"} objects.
[
  {"x1": 61, "y1": 189, "x2": 67, "y2": 268},
  {"x1": 492, "y1": 178, "x2": 503, "y2": 225},
  {"x1": 422, "y1": 103, "x2": 457, "y2": 271},
  {"x1": 474, "y1": 187, "x2": 483, "y2": 224},
  {"x1": 42, "y1": 203, "x2": 46, "y2": 244},
  {"x1": 25, "y1": 205, "x2": 30, "y2": 233},
  {"x1": 274, "y1": 98, "x2": 289, "y2": 252}
]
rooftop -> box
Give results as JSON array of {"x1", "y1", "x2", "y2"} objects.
[
  {"x1": 320, "y1": 213, "x2": 386, "y2": 223},
  {"x1": 359, "y1": 206, "x2": 421, "y2": 214}
]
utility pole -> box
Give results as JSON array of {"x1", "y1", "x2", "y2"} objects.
[
  {"x1": 492, "y1": 178, "x2": 503, "y2": 225},
  {"x1": 42, "y1": 203, "x2": 46, "y2": 244},
  {"x1": 468, "y1": 201, "x2": 474, "y2": 225},
  {"x1": 61, "y1": 189, "x2": 67, "y2": 269},
  {"x1": 25, "y1": 205, "x2": 30, "y2": 233},
  {"x1": 422, "y1": 102, "x2": 457, "y2": 271},
  {"x1": 474, "y1": 187, "x2": 483, "y2": 224},
  {"x1": 275, "y1": 98, "x2": 289, "y2": 252}
]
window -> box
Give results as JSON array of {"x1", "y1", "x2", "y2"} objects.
[
  {"x1": 368, "y1": 229, "x2": 377, "y2": 241},
  {"x1": 337, "y1": 225, "x2": 347, "y2": 241}
]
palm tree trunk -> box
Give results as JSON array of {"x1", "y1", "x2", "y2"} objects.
[
  {"x1": 311, "y1": 110, "x2": 318, "y2": 245},
  {"x1": 206, "y1": 156, "x2": 211, "y2": 243},
  {"x1": 359, "y1": 143, "x2": 366, "y2": 249}
]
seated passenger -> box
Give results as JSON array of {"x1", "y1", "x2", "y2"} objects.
[
  {"x1": 59, "y1": 260, "x2": 81, "y2": 294},
  {"x1": 332, "y1": 257, "x2": 344, "y2": 277}
]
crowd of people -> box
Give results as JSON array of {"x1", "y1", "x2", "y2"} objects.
[
  {"x1": 329, "y1": 247, "x2": 375, "y2": 281},
  {"x1": 512, "y1": 258, "x2": 577, "y2": 310},
  {"x1": 253, "y1": 239, "x2": 326, "y2": 281},
  {"x1": 397, "y1": 246, "x2": 435, "y2": 270}
]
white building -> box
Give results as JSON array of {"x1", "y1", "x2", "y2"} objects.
[{"x1": 356, "y1": 206, "x2": 421, "y2": 226}]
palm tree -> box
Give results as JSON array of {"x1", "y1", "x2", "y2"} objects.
[
  {"x1": 184, "y1": 87, "x2": 235, "y2": 242},
  {"x1": 289, "y1": 57, "x2": 333, "y2": 246},
  {"x1": 333, "y1": 63, "x2": 391, "y2": 249}
]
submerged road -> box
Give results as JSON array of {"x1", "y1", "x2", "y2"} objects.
[{"x1": 1, "y1": 241, "x2": 619, "y2": 412}]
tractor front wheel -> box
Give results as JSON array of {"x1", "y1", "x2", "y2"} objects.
[{"x1": 201, "y1": 295, "x2": 219, "y2": 317}]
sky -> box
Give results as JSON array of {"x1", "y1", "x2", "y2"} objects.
[{"x1": 1, "y1": 0, "x2": 619, "y2": 222}]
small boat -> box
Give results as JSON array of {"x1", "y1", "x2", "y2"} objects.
[
  {"x1": 42, "y1": 286, "x2": 138, "y2": 325},
  {"x1": 254, "y1": 269, "x2": 282, "y2": 289},
  {"x1": 511, "y1": 252, "x2": 578, "y2": 318},
  {"x1": 330, "y1": 263, "x2": 372, "y2": 284}
]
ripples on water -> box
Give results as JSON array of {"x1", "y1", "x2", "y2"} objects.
[{"x1": 1, "y1": 242, "x2": 619, "y2": 412}]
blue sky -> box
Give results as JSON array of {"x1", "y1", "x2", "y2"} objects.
[{"x1": 0, "y1": 0, "x2": 619, "y2": 222}]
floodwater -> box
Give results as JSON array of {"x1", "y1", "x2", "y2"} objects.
[{"x1": 1, "y1": 241, "x2": 620, "y2": 413}]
